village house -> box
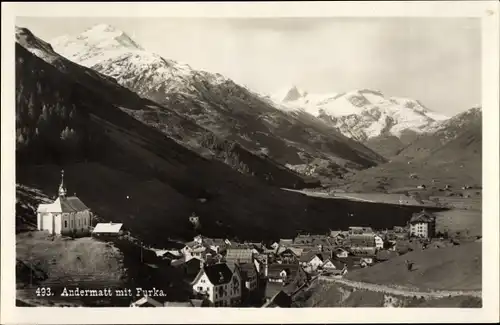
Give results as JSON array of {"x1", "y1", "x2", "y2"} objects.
[
  {"x1": 279, "y1": 239, "x2": 294, "y2": 247},
  {"x1": 164, "y1": 299, "x2": 212, "y2": 307},
  {"x1": 322, "y1": 259, "x2": 347, "y2": 276},
  {"x1": 409, "y1": 210, "x2": 436, "y2": 239},
  {"x1": 36, "y1": 170, "x2": 92, "y2": 236},
  {"x1": 254, "y1": 254, "x2": 269, "y2": 277},
  {"x1": 229, "y1": 262, "x2": 259, "y2": 302},
  {"x1": 299, "y1": 251, "x2": 332, "y2": 272},
  {"x1": 262, "y1": 290, "x2": 292, "y2": 308},
  {"x1": 225, "y1": 248, "x2": 253, "y2": 264},
  {"x1": 275, "y1": 247, "x2": 303, "y2": 264},
  {"x1": 347, "y1": 234, "x2": 376, "y2": 249},
  {"x1": 130, "y1": 295, "x2": 164, "y2": 307},
  {"x1": 266, "y1": 264, "x2": 308, "y2": 286},
  {"x1": 373, "y1": 234, "x2": 384, "y2": 249},
  {"x1": 191, "y1": 263, "x2": 242, "y2": 307},
  {"x1": 193, "y1": 235, "x2": 230, "y2": 254},
  {"x1": 181, "y1": 240, "x2": 216, "y2": 263},
  {"x1": 333, "y1": 247, "x2": 349, "y2": 259},
  {"x1": 188, "y1": 214, "x2": 200, "y2": 227},
  {"x1": 348, "y1": 226, "x2": 373, "y2": 235},
  {"x1": 92, "y1": 222, "x2": 124, "y2": 238}
]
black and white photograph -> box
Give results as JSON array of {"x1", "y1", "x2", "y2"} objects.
[{"x1": 1, "y1": 1, "x2": 499, "y2": 324}]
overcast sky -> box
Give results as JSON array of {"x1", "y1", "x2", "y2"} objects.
[{"x1": 17, "y1": 17, "x2": 481, "y2": 115}]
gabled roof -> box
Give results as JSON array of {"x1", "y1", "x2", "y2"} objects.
[
  {"x1": 37, "y1": 196, "x2": 89, "y2": 213},
  {"x1": 329, "y1": 230, "x2": 343, "y2": 238},
  {"x1": 279, "y1": 239, "x2": 293, "y2": 246},
  {"x1": 131, "y1": 296, "x2": 163, "y2": 307},
  {"x1": 225, "y1": 248, "x2": 253, "y2": 264},
  {"x1": 323, "y1": 259, "x2": 345, "y2": 270},
  {"x1": 267, "y1": 263, "x2": 301, "y2": 278},
  {"x1": 93, "y1": 222, "x2": 123, "y2": 234},
  {"x1": 262, "y1": 290, "x2": 292, "y2": 308},
  {"x1": 410, "y1": 210, "x2": 436, "y2": 224},
  {"x1": 192, "y1": 263, "x2": 234, "y2": 286}
]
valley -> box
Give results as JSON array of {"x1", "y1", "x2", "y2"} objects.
[{"x1": 12, "y1": 22, "x2": 483, "y2": 310}]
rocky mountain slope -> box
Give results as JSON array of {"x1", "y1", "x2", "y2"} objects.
[
  {"x1": 51, "y1": 24, "x2": 386, "y2": 179},
  {"x1": 16, "y1": 32, "x2": 432, "y2": 247},
  {"x1": 335, "y1": 108, "x2": 482, "y2": 192},
  {"x1": 273, "y1": 87, "x2": 450, "y2": 143},
  {"x1": 16, "y1": 26, "x2": 319, "y2": 189},
  {"x1": 394, "y1": 106, "x2": 482, "y2": 161}
]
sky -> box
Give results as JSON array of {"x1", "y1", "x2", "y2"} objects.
[{"x1": 16, "y1": 17, "x2": 481, "y2": 115}]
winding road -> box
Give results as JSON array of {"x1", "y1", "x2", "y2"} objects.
[{"x1": 317, "y1": 276, "x2": 482, "y2": 299}]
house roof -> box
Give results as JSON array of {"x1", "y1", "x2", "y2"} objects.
[
  {"x1": 37, "y1": 196, "x2": 89, "y2": 213},
  {"x1": 299, "y1": 250, "x2": 331, "y2": 263},
  {"x1": 230, "y1": 262, "x2": 257, "y2": 281},
  {"x1": 131, "y1": 296, "x2": 163, "y2": 307},
  {"x1": 347, "y1": 234, "x2": 376, "y2": 247},
  {"x1": 225, "y1": 248, "x2": 253, "y2": 264},
  {"x1": 279, "y1": 239, "x2": 293, "y2": 246},
  {"x1": 262, "y1": 290, "x2": 292, "y2": 308},
  {"x1": 92, "y1": 222, "x2": 123, "y2": 234},
  {"x1": 350, "y1": 247, "x2": 377, "y2": 256},
  {"x1": 329, "y1": 230, "x2": 342, "y2": 238},
  {"x1": 204, "y1": 238, "x2": 227, "y2": 247},
  {"x1": 164, "y1": 301, "x2": 195, "y2": 307},
  {"x1": 193, "y1": 263, "x2": 234, "y2": 286},
  {"x1": 410, "y1": 210, "x2": 436, "y2": 224},
  {"x1": 267, "y1": 263, "x2": 301, "y2": 278},
  {"x1": 323, "y1": 259, "x2": 345, "y2": 270},
  {"x1": 287, "y1": 247, "x2": 304, "y2": 257}
]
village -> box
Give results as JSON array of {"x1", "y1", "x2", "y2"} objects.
[{"x1": 32, "y1": 171, "x2": 447, "y2": 308}]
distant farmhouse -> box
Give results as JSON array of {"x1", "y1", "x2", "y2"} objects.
[{"x1": 36, "y1": 170, "x2": 92, "y2": 236}]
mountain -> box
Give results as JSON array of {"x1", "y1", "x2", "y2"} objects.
[
  {"x1": 51, "y1": 24, "x2": 386, "y2": 180},
  {"x1": 17, "y1": 26, "x2": 318, "y2": 189},
  {"x1": 273, "y1": 87, "x2": 450, "y2": 143},
  {"x1": 335, "y1": 107, "x2": 482, "y2": 192},
  {"x1": 16, "y1": 28, "x2": 430, "y2": 247},
  {"x1": 395, "y1": 106, "x2": 482, "y2": 161}
]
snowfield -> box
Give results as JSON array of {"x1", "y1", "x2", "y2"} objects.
[{"x1": 271, "y1": 86, "x2": 451, "y2": 141}]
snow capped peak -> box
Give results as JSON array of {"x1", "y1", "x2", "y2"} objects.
[
  {"x1": 83, "y1": 23, "x2": 121, "y2": 34},
  {"x1": 271, "y1": 86, "x2": 451, "y2": 141},
  {"x1": 51, "y1": 24, "x2": 145, "y2": 67}
]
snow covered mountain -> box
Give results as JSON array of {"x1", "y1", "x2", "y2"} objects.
[
  {"x1": 273, "y1": 87, "x2": 450, "y2": 142},
  {"x1": 51, "y1": 24, "x2": 386, "y2": 179}
]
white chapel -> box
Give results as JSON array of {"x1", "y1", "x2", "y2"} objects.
[{"x1": 37, "y1": 170, "x2": 93, "y2": 236}]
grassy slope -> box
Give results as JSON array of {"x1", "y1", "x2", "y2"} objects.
[
  {"x1": 345, "y1": 242, "x2": 481, "y2": 291},
  {"x1": 16, "y1": 231, "x2": 187, "y2": 306},
  {"x1": 299, "y1": 281, "x2": 482, "y2": 307},
  {"x1": 337, "y1": 126, "x2": 481, "y2": 192}
]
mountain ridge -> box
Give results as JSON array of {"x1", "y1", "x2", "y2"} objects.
[
  {"x1": 51, "y1": 24, "x2": 387, "y2": 180},
  {"x1": 272, "y1": 86, "x2": 450, "y2": 142}
]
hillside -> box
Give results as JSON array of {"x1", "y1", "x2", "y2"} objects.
[
  {"x1": 334, "y1": 108, "x2": 482, "y2": 191},
  {"x1": 394, "y1": 107, "x2": 482, "y2": 161},
  {"x1": 345, "y1": 242, "x2": 481, "y2": 291},
  {"x1": 297, "y1": 281, "x2": 482, "y2": 308},
  {"x1": 51, "y1": 24, "x2": 386, "y2": 179},
  {"x1": 16, "y1": 231, "x2": 186, "y2": 307},
  {"x1": 16, "y1": 39, "x2": 438, "y2": 248},
  {"x1": 16, "y1": 26, "x2": 316, "y2": 189}
]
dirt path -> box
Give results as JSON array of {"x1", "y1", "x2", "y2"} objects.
[{"x1": 317, "y1": 276, "x2": 482, "y2": 299}]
